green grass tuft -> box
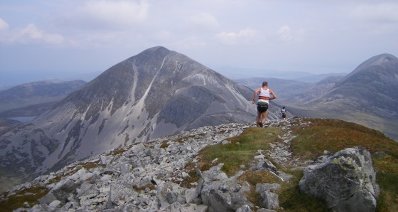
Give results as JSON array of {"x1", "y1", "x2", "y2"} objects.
[
  {"x1": 179, "y1": 162, "x2": 200, "y2": 188},
  {"x1": 160, "y1": 141, "x2": 169, "y2": 149},
  {"x1": 0, "y1": 186, "x2": 48, "y2": 212},
  {"x1": 292, "y1": 118, "x2": 398, "y2": 211},
  {"x1": 374, "y1": 155, "x2": 398, "y2": 212},
  {"x1": 291, "y1": 119, "x2": 398, "y2": 159},
  {"x1": 197, "y1": 124, "x2": 331, "y2": 210},
  {"x1": 238, "y1": 170, "x2": 281, "y2": 206},
  {"x1": 108, "y1": 147, "x2": 127, "y2": 156},
  {"x1": 278, "y1": 170, "x2": 328, "y2": 212},
  {"x1": 198, "y1": 127, "x2": 280, "y2": 176}
]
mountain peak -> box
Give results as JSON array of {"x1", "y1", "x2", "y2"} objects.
[
  {"x1": 373, "y1": 53, "x2": 397, "y2": 60},
  {"x1": 0, "y1": 46, "x2": 257, "y2": 187},
  {"x1": 340, "y1": 53, "x2": 398, "y2": 82},
  {"x1": 356, "y1": 53, "x2": 398, "y2": 70},
  {"x1": 139, "y1": 46, "x2": 171, "y2": 55},
  {"x1": 368, "y1": 53, "x2": 397, "y2": 63}
]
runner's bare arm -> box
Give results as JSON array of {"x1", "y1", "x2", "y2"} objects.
[
  {"x1": 252, "y1": 88, "x2": 260, "y2": 103},
  {"x1": 270, "y1": 89, "x2": 277, "y2": 100}
]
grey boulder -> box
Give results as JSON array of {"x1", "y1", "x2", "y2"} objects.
[
  {"x1": 255, "y1": 183, "x2": 280, "y2": 210},
  {"x1": 200, "y1": 165, "x2": 252, "y2": 212},
  {"x1": 299, "y1": 147, "x2": 379, "y2": 212}
]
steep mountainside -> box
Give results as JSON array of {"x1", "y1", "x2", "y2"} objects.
[
  {"x1": 310, "y1": 54, "x2": 398, "y2": 116},
  {"x1": 0, "y1": 119, "x2": 20, "y2": 136},
  {"x1": 295, "y1": 53, "x2": 398, "y2": 140},
  {"x1": 0, "y1": 46, "x2": 270, "y2": 188},
  {"x1": 0, "y1": 80, "x2": 86, "y2": 113}
]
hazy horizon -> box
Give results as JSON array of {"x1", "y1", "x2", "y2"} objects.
[{"x1": 1, "y1": 0, "x2": 397, "y2": 86}]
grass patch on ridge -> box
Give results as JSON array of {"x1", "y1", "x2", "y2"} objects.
[
  {"x1": 291, "y1": 119, "x2": 398, "y2": 159},
  {"x1": 198, "y1": 127, "x2": 280, "y2": 176},
  {"x1": 197, "y1": 124, "x2": 330, "y2": 210},
  {"x1": 373, "y1": 154, "x2": 398, "y2": 212},
  {"x1": 278, "y1": 170, "x2": 328, "y2": 212},
  {"x1": 291, "y1": 118, "x2": 398, "y2": 211},
  {"x1": 238, "y1": 170, "x2": 281, "y2": 206},
  {"x1": 0, "y1": 186, "x2": 48, "y2": 212}
]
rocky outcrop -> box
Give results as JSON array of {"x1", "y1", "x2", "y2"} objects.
[
  {"x1": 255, "y1": 183, "x2": 280, "y2": 210},
  {"x1": 200, "y1": 164, "x2": 251, "y2": 212},
  {"x1": 4, "y1": 123, "x2": 249, "y2": 211},
  {"x1": 157, "y1": 182, "x2": 185, "y2": 208},
  {"x1": 299, "y1": 147, "x2": 379, "y2": 212},
  {"x1": 4, "y1": 118, "x2": 387, "y2": 211}
]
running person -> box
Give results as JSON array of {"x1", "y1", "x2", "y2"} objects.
[
  {"x1": 281, "y1": 106, "x2": 287, "y2": 119},
  {"x1": 252, "y1": 81, "x2": 277, "y2": 127}
]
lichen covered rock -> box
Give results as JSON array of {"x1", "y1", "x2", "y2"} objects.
[
  {"x1": 255, "y1": 183, "x2": 280, "y2": 210},
  {"x1": 200, "y1": 164, "x2": 252, "y2": 212},
  {"x1": 299, "y1": 147, "x2": 379, "y2": 212}
]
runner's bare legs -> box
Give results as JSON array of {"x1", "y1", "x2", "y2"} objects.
[
  {"x1": 259, "y1": 111, "x2": 267, "y2": 126},
  {"x1": 256, "y1": 111, "x2": 261, "y2": 127}
]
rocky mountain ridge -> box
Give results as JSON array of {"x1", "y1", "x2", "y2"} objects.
[
  {"x1": 2, "y1": 117, "x2": 395, "y2": 211},
  {"x1": 1, "y1": 122, "x2": 249, "y2": 211}
]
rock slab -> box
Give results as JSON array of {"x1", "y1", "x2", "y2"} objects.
[{"x1": 299, "y1": 147, "x2": 379, "y2": 212}]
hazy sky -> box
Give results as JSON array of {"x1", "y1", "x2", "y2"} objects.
[{"x1": 1, "y1": 0, "x2": 398, "y2": 85}]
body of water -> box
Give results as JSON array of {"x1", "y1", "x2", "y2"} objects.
[{"x1": 8, "y1": 116, "x2": 36, "y2": 123}]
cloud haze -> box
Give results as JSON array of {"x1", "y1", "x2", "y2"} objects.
[
  {"x1": 216, "y1": 28, "x2": 257, "y2": 45},
  {"x1": 352, "y1": 2, "x2": 398, "y2": 23},
  {"x1": 189, "y1": 13, "x2": 219, "y2": 29},
  {"x1": 0, "y1": 23, "x2": 66, "y2": 45},
  {"x1": 62, "y1": 0, "x2": 149, "y2": 30},
  {"x1": 0, "y1": 0, "x2": 397, "y2": 86},
  {"x1": 0, "y1": 18, "x2": 8, "y2": 30}
]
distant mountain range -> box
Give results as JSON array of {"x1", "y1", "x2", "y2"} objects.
[
  {"x1": 236, "y1": 75, "x2": 344, "y2": 105},
  {"x1": 220, "y1": 66, "x2": 345, "y2": 83},
  {"x1": 0, "y1": 80, "x2": 86, "y2": 115},
  {"x1": 236, "y1": 77, "x2": 313, "y2": 104},
  {"x1": 302, "y1": 53, "x2": 398, "y2": 140},
  {"x1": 0, "y1": 47, "x2": 282, "y2": 188},
  {"x1": 239, "y1": 53, "x2": 398, "y2": 140}
]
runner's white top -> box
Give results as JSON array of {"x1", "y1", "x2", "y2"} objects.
[{"x1": 258, "y1": 88, "x2": 270, "y2": 103}]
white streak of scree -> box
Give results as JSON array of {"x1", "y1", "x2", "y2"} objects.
[
  {"x1": 130, "y1": 60, "x2": 138, "y2": 102},
  {"x1": 137, "y1": 55, "x2": 167, "y2": 106},
  {"x1": 226, "y1": 83, "x2": 249, "y2": 110}
]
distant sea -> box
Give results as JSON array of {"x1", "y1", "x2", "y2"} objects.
[{"x1": 9, "y1": 116, "x2": 35, "y2": 123}]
